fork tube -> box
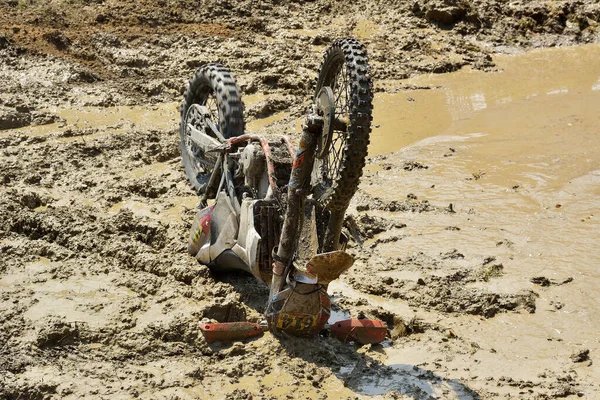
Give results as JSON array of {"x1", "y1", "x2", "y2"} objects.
[
  {"x1": 322, "y1": 208, "x2": 346, "y2": 252},
  {"x1": 201, "y1": 153, "x2": 223, "y2": 204},
  {"x1": 269, "y1": 118, "x2": 320, "y2": 298}
]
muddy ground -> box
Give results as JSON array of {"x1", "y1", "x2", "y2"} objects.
[{"x1": 1, "y1": 0, "x2": 600, "y2": 399}]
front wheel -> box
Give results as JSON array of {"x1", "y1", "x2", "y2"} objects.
[
  {"x1": 311, "y1": 38, "x2": 373, "y2": 211},
  {"x1": 180, "y1": 63, "x2": 244, "y2": 193}
]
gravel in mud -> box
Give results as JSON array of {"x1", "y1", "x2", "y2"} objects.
[{"x1": 1, "y1": 0, "x2": 600, "y2": 399}]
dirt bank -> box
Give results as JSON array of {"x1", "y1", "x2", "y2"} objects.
[{"x1": 1, "y1": 0, "x2": 600, "y2": 399}]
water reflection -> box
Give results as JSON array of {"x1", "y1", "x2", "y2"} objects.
[{"x1": 370, "y1": 44, "x2": 600, "y2": 157}]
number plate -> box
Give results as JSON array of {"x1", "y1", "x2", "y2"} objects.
[{"x1": 275, "y1": 313, "x2": 317, "y2": 332}]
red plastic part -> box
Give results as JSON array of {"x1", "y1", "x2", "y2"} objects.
[
  {"x1": 330, "y1": 319, "x2": 388, "y2": 344},
  {"x1": 200, "y1": 322, "x2": 264, "y2": 343},
  {"x1": 270, "y1": 292, "x2": 331, "y2": 336}
]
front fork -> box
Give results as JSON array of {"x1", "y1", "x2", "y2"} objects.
[
  {"x1": 269, "y1": 112, "x2": 320, "y2": 299},
  {"x1": 268, "y1": 110, "x2": 346, "y2": 300}
]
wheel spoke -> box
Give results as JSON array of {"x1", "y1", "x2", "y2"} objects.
[{"x1": 202, "y1": 91, "x2": 220, "y2": 134}]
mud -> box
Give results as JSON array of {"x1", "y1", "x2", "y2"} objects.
[{"x1": 1, "y1": 0, "x2": 600, "y2": 399}]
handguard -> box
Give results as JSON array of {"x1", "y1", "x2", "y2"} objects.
[
  {"x1": 200, "y1": 322, "x2": 264, "y2": 343},
  {"x1": 199, "y1": 318, "x2": 388, "y2": 345}
]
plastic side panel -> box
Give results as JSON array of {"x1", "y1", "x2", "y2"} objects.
[
  {"x1": 210, "y1": 249, "x2": 250, "y2": 274},
  {"x1": 209, "y1": 192, "x2": 239, "y2": 261},
  {"x1": 228, "y1": 199, "x2": 263, "y2": 282},
  {"x1": 231, "y1": 226, "x2": 262, "y2": 283},
  {"x1": 245, "y1": 227, "x2": 261, "y2": 279}
]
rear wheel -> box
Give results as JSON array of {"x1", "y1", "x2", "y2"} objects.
[
  {"x1": 311, "y1": 38, "x2": 373, "y2": 211},
  {"x1": 180, "y1": 63, "x2": 244, "y2": 193}
]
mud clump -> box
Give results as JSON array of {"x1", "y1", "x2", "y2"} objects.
[
  {"x1": 570, "y1": 349, "x2": 590, "y2": 363},
  {"x1": 354, "y1": 191, "x2": 443, "y2": 213},
  {"x1": 403, "y1": 161, "x2": 429, "y2": 171},
  {"x1": 42, "y1": 30, "x2": 72, "y2": 50},
  {"x1": 413, "y1": 0, "x2": 479, "y2": 27},
  {"x1": 0, "y1": 106, "x2": 59, "y2": 130},
  {"x1": 201, "y1": 297, "x2": 248, "y2": 323},
  {"x1": 0, "y1": 32, "x2": 12, "y2": 49},
  {"x1": 0, "y1": 106, "x2": 32, "y2": 130},
  {"x1": 36, "y1": 317, "x2": 82, "y2": 347},
  {"x1": 344, "y1": 213, "x2": 406, "y2": 243},
  {"x1": 245, "y1": 95, "x2": 293, "y2": 119},
  {"x1": 531, "y1": 276, "x2": 574, "y2": 287},
  {"x1": 346, "y1": 251, "x2": 537, "y2": 318},
  {"x1": 111, "y1": 210, "x2": 168, "y2": 247},
  {"x1": 531, "y1": 276, "x2": 552, "y2": 287}
]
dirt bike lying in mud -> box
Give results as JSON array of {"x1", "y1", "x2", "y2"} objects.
[{"x1": 181, "y1": 38, "x2": 386, "y2": 344}]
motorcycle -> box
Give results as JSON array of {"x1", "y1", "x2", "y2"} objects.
[{"x1": 180, "y1": 38, "x2": 385, "y2": 343}]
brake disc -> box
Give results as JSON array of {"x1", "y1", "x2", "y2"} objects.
[{"x1": 315, "y1": 86, "x2": 335, "y2": 159}]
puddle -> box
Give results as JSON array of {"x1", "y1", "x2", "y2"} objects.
[
  {"x1": 370, "y1": 89, "x2": 452, "y2": 157},
  {"x1": 369, "y1": 44, "x2": 600, "y2": 157},
  {"x1": 2, "y1": 102, "x2": 178, "y2": 140},
  {"x1": 0, "y1": 257, "x2": 53, "y2": 286},
  {"x1": 246, "y1": 111, "x2": 288, "y2": 131},
  {"x1": 377, "y1": 270, "x2": 422, "y2": 282},
  {"x1": 56, "y1": 102, "x2": 178, "y2": 133},
  {"x1": 361, "y1": 43, "x2": 600, "y2": 390},
  {"x1": 345, "y1": 363, "x2": 477, "y2": 399},
  {"x1": 242, "y1": 92, "x2": 270, "y2": 107},
  {"x1": 128, "y1": 162, "x2": 173, "y2": 179},
  {"x1": 328, "y1": 296, "x2": 351, "y2": 323},
  {"x1": 287, "y1": 28, "x2": 323, "y2": 37},
  {"x1": 243, "y1": 93, "x2": 292, "y2": 132},
  {"x1": 108, "y1": 199, "x2": 156, "y2": 217}
]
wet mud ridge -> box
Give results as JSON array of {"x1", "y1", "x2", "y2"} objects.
[{"x1": 2, "y1": 0, "x2": 600, "y2": 399}]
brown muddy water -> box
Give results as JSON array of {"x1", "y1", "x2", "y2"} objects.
[
  {"x1": 3, "y1": 102, "x2": 178, "y2": 140},
  {"x1": 343, "y1": 43, "x2": 600, "y2": 396}
]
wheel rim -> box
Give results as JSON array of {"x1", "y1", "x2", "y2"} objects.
[{"x1": 313, "y1": 60, "x2": 350, "y2": 195}]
